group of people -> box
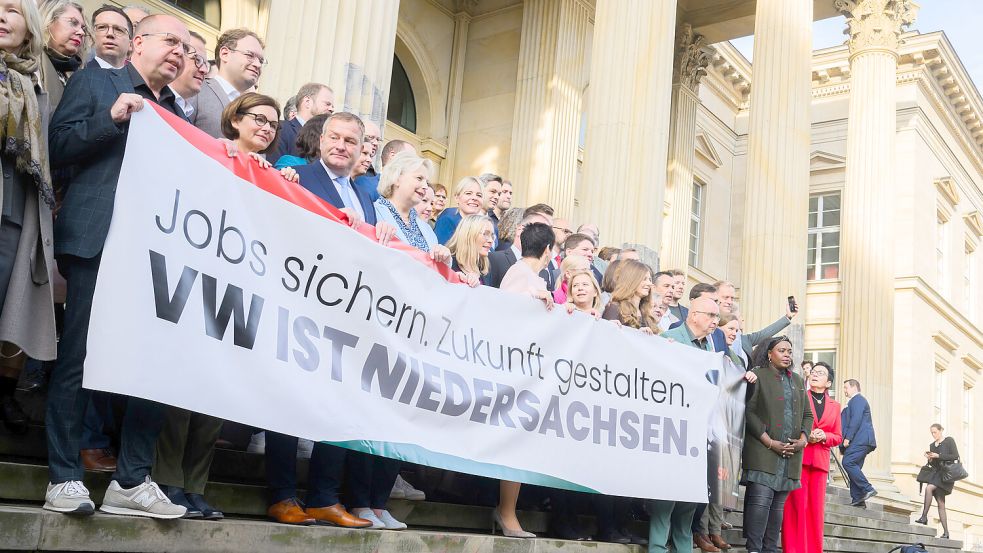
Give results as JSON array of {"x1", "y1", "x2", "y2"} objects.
[{"x1": 0, "y1": 2, "x2": 966, "y2": 552}]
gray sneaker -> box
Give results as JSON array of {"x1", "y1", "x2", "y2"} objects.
[
  {"x1": 100, "y1": 476, "x2": 187, "y2": 519},
  {"x1": 43, "y1": 480, "x2": 95, "y2": 515}
]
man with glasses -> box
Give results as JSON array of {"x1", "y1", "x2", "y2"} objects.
[
  {"x1": 168, "y1": 31, "x2": 208, "y2": 118},
  {"x1": 44, "y1": 14, "x2": 193, "y2": 520},
  {"x1": 87, "y1": 5, "x2": 133, "y2": 70},
  {"x1": 188, "y1": 28, "x2": 265, "y2": 138},
  {"x1": 653, "y1": 296, "x2": 720, "y2": 553}
]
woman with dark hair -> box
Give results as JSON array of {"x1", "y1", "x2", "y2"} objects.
[
  {"x1": 914, "y1": 424, "x2": 960, "y2": 538},
  {"x1": 782, "y1": 361, "x2": 842, "y2": 553},
  {"x1": 273, "y1": 113, "x2": 328, "y2": 169},
  {"x1": 601, "y1": 259, "x2": 654, "y2": 334},
  {"x1": 220, "y1": 93, "x2": 298, "y2": 182},
  {"x1": 742, "y1": 336, "x2": 812, "y2": 553}
]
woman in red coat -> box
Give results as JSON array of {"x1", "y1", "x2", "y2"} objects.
[{"x1": 782, "y1": 362, "x2": 843, "y2": 553}]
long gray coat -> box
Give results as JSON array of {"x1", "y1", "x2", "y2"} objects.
[{"x1": 0, "y1": 86, "x2": 56, "y2": 360}]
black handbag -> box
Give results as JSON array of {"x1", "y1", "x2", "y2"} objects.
[
  {"x1": 941, "y1": 460, "x2": 969, "y2": 483},
  {"x1": 915, "y1": 464, "x2": 934, "y2": 484}
]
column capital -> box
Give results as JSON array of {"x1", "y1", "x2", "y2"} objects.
[
  {"x1": 673, "y1": 23, "x2": 712, "y2": 92},
  {"x1": 834, "y1": 0, "x2": 918, "y2": 56}
]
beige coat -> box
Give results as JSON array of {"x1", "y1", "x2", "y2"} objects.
[{"x1": 0, "y1": 85, "x2": 56, "y2": 360}]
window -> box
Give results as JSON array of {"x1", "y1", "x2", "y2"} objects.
[
  {"x1": 807, "y1": 193, "x2": 840, "y2": 280},
  {"x1": 804, "y1": 350, "x2": 837, "y2": 395},
  {"x1": 934, "y1": 369, "x2": 947, "y2": 425},
  {"x1": 161, "y1": 0, "x2": 220, "y2": 27},
  {"x1": 965, "y1": 242, "x2": 976, "y2": 317},
  {"x1": 937, "y1": 213, "x2": 949, "y2": 295},
  {"x1": 386, "y1": 55, "x2": 417, "y2": 133},
  {"x1": 964, "y1": 386, "x2": 974, "y2": 474},
  {"x1": 689, "y1": 181, "x2": 705, "y2": 267}
]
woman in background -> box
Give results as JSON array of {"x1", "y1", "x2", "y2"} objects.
[{"x1": 914, "y1": 424, "x2": 961, "y2": 539}]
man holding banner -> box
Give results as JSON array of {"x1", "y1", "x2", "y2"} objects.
[
  {"x1": 43, "y1": 15, "x2": 193, "y2": 519},
  {"x1": 650, "y1": 297, "x2": 720, "y2": 552}
]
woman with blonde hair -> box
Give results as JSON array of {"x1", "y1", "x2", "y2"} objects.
[
  {"x1": 433, "y1": 176, "x2": 484, "y2": 244},
  {"x1": 447, "y1": 214, "x2": 494, "y2": 287},
  {"x1": 553, "y1": 254, "x2": 590, "y2": 304},
  {"x1": 565, "y1": 270, "x2": 602, "y2": 314},
  {"x1": 373, "y1": 153, "x2": 450, "y2": 263},
  {"x1": 0, "y1": 0, "x2": 57, "y2": 436},
  {"x1": 38, "y1": 0, "x2": 88, "y2": 110},
  {"x1": 601, "y1": 259, "x2": 655, "y2": 333}
]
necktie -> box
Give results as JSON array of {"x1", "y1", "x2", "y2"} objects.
[{"x1": 336, "y1": 177, "x2": 358, "y2": 212}]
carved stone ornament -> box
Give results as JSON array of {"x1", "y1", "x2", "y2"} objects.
[
  {"x1": 673, "y1": 23, "x2": 712, "y2": 91},
  {"x1": 834, "y1": 0, "x2": 918, "y2": 55}
]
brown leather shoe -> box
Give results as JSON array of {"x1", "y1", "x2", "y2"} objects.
[
  {"x1": 709, "y1": 534, "x2": 732, "y2": 550},
  {"x1": 268, "y1": 498, "x2": 316, "y2": 525},
  {"x1": 306, "y1": 503, "x2": 372, "y2": 528},
  {"x1": 695, "y1": 534, "x2": 721, "y2": 552},
  {"x1": 80, "y1": 448, "x2": 116, "y2": 472}
]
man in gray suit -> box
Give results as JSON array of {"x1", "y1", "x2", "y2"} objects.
[{"x1": 188, "y1": 28, "x2": 265, "y2": 138}]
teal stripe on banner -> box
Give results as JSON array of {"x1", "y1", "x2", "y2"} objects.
[{"x1": 323, "y1": 440, "x2": 599, "y2": 494}]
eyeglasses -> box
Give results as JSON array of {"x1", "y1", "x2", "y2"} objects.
[
  {"x1": 239, "y1": 112, "x2": 279, "y2": 130},
  {"x1": 364, "y1": 134, "x2": 381, "y2": 144},
  {"x1": 228, "y1": 48, "x2": 267, "y2": 66},
  {"x1": 93, "y1": 23, "x2": 130, "y2": 37},
  {"x1": 693, "y1": 310, "x2": 721, "y2": 321},
  {"x1": 187, "y1": 51, "x2": 207, "y2": 70},
  {"x1": 553, "y1": 226, "x2": 572, "y2": 234},
  {"x1": 57, "y1": 16, "x2": 89, "y2": 36},
  {"x1": 139, "y1": 32, "x2": 197, "y2": 56}
]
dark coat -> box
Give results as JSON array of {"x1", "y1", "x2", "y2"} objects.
[
  {"x1": 743, "y1": 365, "x2": 813, "y2": 480},
  {"x1": 294, "y1": 161, "x2": 377, "y2": 225},
  {"x1": 923, "y1": 436, "x2": 960, "y2": 495},
  {"x1": 270, "y1": 117, "x2": 302, "y2": 164},
  {"x1": 50, "y1": 65, "x2": 188, "y2": 259},
  {"x1": 840, "y1": 393, "x2": 876, "y2": 449}
]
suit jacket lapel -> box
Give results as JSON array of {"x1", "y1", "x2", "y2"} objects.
[
  {"x1": 109, "y1": 68, "x2": 136, "y2": 97},
  {"x1": 309, "y1": 162, "x2": 344, "y2": 208}
]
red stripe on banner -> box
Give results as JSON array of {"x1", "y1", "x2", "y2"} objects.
[{"x1": 147, "y1": 102, "x2": 461, "y2": 284}]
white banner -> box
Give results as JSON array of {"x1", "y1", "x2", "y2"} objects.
[{"x1": 84, "y1": 106, "x2": 723, "y2": 501}]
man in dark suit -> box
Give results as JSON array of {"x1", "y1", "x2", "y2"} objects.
[
  {"x1": 265, "y1": 111, "x2": 395, "y2": 527},
  {"x1": 550, "y1": 233, "x2": 603, "y2": 289},
  {"x1": 841, "y1": 379, "x2": 877, "y2": 506},
  {"x1": 45, "y1": 14, "x2": 192, "y2": 520},
  {"x1": 188, "y1": 28, "x2": 264, "y2": 138},
  {"x1": 488, "y1": 210, "x2": 555, "y2": 289},
  {"x1": 88, "y1": 5, "x2": 132, "y2": 70},
  {"x1": 269, "y1": 82, "x2": 334, "y2": 164}
]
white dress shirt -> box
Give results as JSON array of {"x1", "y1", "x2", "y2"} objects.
[
  {"x1": 213, "y1": 75, "x2": 241, "y2": 101},
  {"x1": 319, "y1": 160, "x2": 365, "y2": 220}
]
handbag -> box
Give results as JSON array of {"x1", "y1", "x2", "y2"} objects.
[
  {"x1": 941, "y1": 459, "x2": 969, "y2": 483},
  {"x1": 888, "y1": 544, "x2": 929, "y2": 553},
  {"x1": 915, "y1": 464, "x2": 934, "y2": 484}
]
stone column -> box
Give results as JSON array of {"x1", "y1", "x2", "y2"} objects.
[
  {"x1": 835, "y1": 0, "x2": 917, "y2": 481},
  {"x1": 438, "y1": 4, "x2": 474, "y2": 186},
  {"x1": 578, "y1": 0, "x2": 677, "y2": 255},
  {"x1": 661, "y1": 25, "x2": 711, "y2": 274},
  {"x1": 738, "y1": 0, "x2": 812, "y2": 335},
  {"x1": 508, "y1": 0, "x2": 591, "y2": 218},
  {"x1": 262, "y1": 0, "x2": 400, "y2": 128}
]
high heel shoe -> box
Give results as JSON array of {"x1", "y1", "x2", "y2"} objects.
[
  {"x1": 491, "y1": 509, "x2": 535, "y2": 539},
  {"x1": 940, "y1": 532, "x2": 950, "y2": 539},
  {"x1": 914, "y1": 517, "x2": 928, "y2": 525}
]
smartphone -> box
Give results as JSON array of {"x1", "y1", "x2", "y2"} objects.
[{"x1": 787, "y1": 296, "x2": 798, "y2": 313}]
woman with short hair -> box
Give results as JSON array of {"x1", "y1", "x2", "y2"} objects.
[
  {"x1": 373, "y1": 154, "x2": 450, "y2": 264},
  {"x1": 914, "y1": 424, "x2": 961, "y2": 539},
  {"x1": 742, "y1": 336, "x2": 812, "y2": 553},
  {"x1": 220, "y1": 93, "x2": 298, "y2": 181},
  {"x1": 38, "y1": 0, "x2": 87, "y2": 110},
  {"x1": 433, "y1": 176, "x2": 484, "y2": 244},
  {"x1": 430, "y1": 182, "x2": 447, "y2": 224}
]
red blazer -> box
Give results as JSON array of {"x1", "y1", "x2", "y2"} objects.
[{"x1": 801, "y1": 392, "x2": 843, "y2": 472}]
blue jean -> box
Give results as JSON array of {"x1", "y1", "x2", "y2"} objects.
[
  {"x1": 80, "y1": 391, "x2": 118, "y2": 450},
  {"x1": 47, "y1": 255, "x2": 165, "y2": 486},
  {"x1": 841, "y1": 444, "x2": 875, "y2": 502},
  {"x1": 265, "y1": 432, "x2": 347, "y2": 508}
]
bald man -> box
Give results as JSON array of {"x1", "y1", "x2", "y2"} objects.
[
  {"x1": 45, "y1": 14, "x2": 192, "y2": 519},
  {"x1": 649, "y1": 296, "x2": 719, "y2": 552}
]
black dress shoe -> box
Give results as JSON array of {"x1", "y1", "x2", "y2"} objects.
[
  {"x1": 941, "y1": 532, "x2": 950, "y2": 539},
  {"x1": 914, "y1": 516, "x2": 928, "y2": 525},
  {"x1": 161, "y1": 486, "x2": 203, "y2": 519},
  {"x1": 0, "y1": 394, "x2": 29, "y2": 435},
  {"x1": 186, "y1": 493, "x2": 224, "y2": 520}
]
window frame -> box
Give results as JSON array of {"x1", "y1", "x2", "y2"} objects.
[
  {"x1": 807, "y1": 192, "x2": 841, "y2": 281},
  {"x1": 688, "y1": 180, "x2": 706, "y2": 268}
]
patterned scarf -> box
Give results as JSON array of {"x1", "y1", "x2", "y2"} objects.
[
  {"x1": 379, "y1": 198, "x2": 430, "y2": 252},
  {"x1": 0, "y1": 51, "x2": 53, "y2": 209}
]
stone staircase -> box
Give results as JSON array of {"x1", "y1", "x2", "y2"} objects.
[{"x1": 0, "y1": 425, "x2": 964, "y2": 552}]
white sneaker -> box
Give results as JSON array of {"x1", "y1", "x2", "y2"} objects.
[
  {"x1": 353, "y1": 508, "x2": 386, "y2": 529},
  {"x1": 43, "y1": 480, "x2": 95, "y2": 515},
  {"x1": 297, "y1": 438, "x2": 313, "y2": 460},
  {"x1": 246, "y1": 432, "x2": 266, "y2": 454},
  {"x1": 377, "y1": 509, "x2": 407, "y2": 530},
  {"x1": 100, "y1": 477, "x2": 187, "y2": 519},
  {"x1": 390, "y1": 474, "x2": 425, "y2": 501}
]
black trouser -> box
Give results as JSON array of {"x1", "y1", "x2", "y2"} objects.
[
  {"x1": 742, "y1": 483, "x2": 789, "y2": 553},
  {"x1": 347, "y1": 450, "x2": 401, "y2": 509}
]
